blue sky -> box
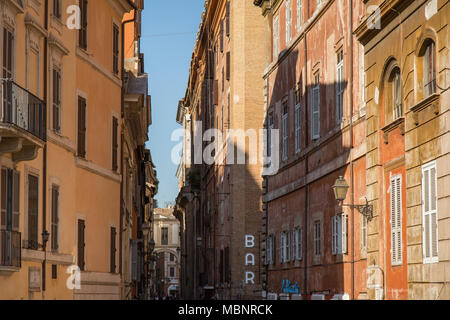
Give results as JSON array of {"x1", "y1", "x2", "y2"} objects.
[{"x1": 142, "y1": 1, "x2": 204, "y2": 207}]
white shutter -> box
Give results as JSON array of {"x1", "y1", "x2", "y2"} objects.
[
  {"x1": 282, "y1": 113, "x2": 288, "y2": 161},
  {"x1": 390, "y1": 176, "x2": 403, "y2": 265},
  {"x1": 332, "y1": 216, "x2": 337, "y2": 255},
  {"x1": 297, "y1": 0, "x2": 302, "y2": 29},
  {"x1": 295, "y1": 103, "x2": 301, "y2": 153},
  {"x1": 274, "y1": 15, "x2": 279, "y2": 58},
  {"x1": 299, "y1": 228, "x2": 303, "y2": 260},
  {"x1": 342, "y1": 214, "x2": 348, "y2": 254},
  {"x1": 312, "y1": 85, "x2": 320, "y2": 139},
  {"x1": 422, "y1": 162, "x2": 439, "y2": 263},
  {"x1": 286, "y1": 0, "x2": 291, "y2": 43},
  {"x1": 280, "y1": 232, "x2": 284, "y2": 264}
]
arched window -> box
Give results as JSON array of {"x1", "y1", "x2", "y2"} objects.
[
  {"x1": 383, "y1": 61, "x2": 402, "y2": 124},
  {"x1": 422, "y1": 40, "x2": 436, "y2": 97}
]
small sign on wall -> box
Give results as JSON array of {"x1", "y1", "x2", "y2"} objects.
[{"x1": 29, "y1": 267, "x2": 41, "y2": 292}]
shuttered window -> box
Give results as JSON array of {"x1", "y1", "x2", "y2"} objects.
[
  {"x1": 224, "y1": 246, "x2": 230, "y2": 282},
  {"x1": 220, "y1": 20, "x2": 224, "y2": 53},
  {"x1": 297, "y1": 0, "x2": 302, "y2": 29},
  {"x1": 266, "y1": 235, "x2": 272, "y2": 265},
  {"x1": 2, "y1": 28, "x2": 13, "y2": 123},
  {"x1": 110, "y1": 227, "x2": 116, "y2": 273},
  {"x1": 161, "y1": 227, "x2": 168, "y2": 245},
  {"x1": 226, "y1": 52, "x2": 230, "y2": 81},
  {"x1": 112, "y1": 24, "x2": 119, "y2": 75},
  {"x1": 77, "y1": 219, "x2": 86, "y2": 271},
  {"x1": 52, "y1": 69, "x2": 61, "y2": 132},
  {"x1": 293, "y1": 228, "x2": 303, "y2": 260},
  {"x1": 311, "y1": 73, "x2": 320, "y2": 139},
  {"x1": 53, "y1": 0, "x2": 62, "y2": 19},
  {"x1": 332, "y1": 214, "x2": 348, "y2": 255},
  {"x1": 314, "y1": 220, "x2": 321, "y2": 257},
  {"x1": 422, "y1": 162, "x2": 438, "y2": 264},
  {"x1": 295, "y1": 102, "x2": 301, "y2": 153},
  {"x1": 390, "y1": 175, "x2": 403, "y2": 265},
  {"x1": 112, "y1": 117, "x2": 118, "y2": 172},
  {"x1": 225, "y1": 2, "x2": 230, "y2": 36},
  {"x1": 28, "y1": 175, "x2": 39, "y2": 250},
  {"x1": 423, "y1": 41, "x2": 436, "y2": 97},
  {"x1": 286, "y1": 0, "x2": 291, "y2": 43},
  {"x1": 282, "y1": 104, "x2": 289, "y2": 161},
  {"x1": 51, "y1": 186, "x2": 59, "y2": 252},
  {"x1": 79, "y1": 0, "x2": 88, "y2": 50},
  {"x1": 131, "y1": 239, "x2": 137, "y2": 281},
  {"x1": 273, "y1": 15, "x2": 279, "y2": 59},
  {"x1": 280, "y1": 232, "x2": 290, "y2": 263},
  {"x1": 1, "y1": 169, "x2": 20, "y2": 233},
  {"x1": 336, "y1": 50, "x2": 344, "y2": 124},
  {"x1": 77, "y1": 97, "x2": 87, "y2": 158},
  {"x1": 361, "y1": 215, "x2": 367, "y2": 251}
]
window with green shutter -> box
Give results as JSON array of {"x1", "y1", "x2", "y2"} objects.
[{"x1": 390, "y1": 175, "x2": 403, "y2": 266}]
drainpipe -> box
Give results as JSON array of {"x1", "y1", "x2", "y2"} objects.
[
  {"x1": 303, "y1": 28, "x2": 309, "y2": 300},
  {"x1": 349, "y1": 0, "x2": 355, "y2": 300},
  {"x1": 42, "y1": 0, "x2": 49, "y2": 297},
  {"x1": 120, "y1": 7, "x2": 136, "y2": 298}
]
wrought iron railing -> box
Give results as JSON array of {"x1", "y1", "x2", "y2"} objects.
[
  {"x1": 1, "y1": 79, "x2": 46, "y2": 141},
  {"x1": 0, "y1": 230, "x2": 21, "y2": 268}
]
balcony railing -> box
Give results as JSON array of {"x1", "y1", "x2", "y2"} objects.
[
  {"x1": 0, "y1": 230, "x2": 21, "y2": 268},
  {"x1": 1, "y1": 79, "x2": 46, "y2": 141}
]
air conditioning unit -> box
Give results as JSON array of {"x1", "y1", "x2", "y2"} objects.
[
  {"x1": 279, "y1": 293, "x2": 290, "y2": 300},
  {"x1": 267, "y1": 292, "x2": 278, "y2": 300}
]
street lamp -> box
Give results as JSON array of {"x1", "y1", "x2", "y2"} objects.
[{"x1": 332, "y1": 176, "x2": 374, "y2": 221}]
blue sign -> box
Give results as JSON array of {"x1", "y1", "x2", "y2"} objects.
[{"x1": 282, "y1": 279, "x2": 300, "y2": 294}]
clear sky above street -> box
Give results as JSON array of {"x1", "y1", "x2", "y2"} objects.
[{"x1": 142, "y1": 1, "x2": 204, "y2": 207}]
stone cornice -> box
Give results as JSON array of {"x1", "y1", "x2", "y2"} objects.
[{"x1": 24, "y1": 12, "x2": 48, "y2": 37}]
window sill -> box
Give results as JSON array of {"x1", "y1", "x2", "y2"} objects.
[
  {"x1": 381, "y1": 117, "x2": 405, "y2": 144},
  {"x1": 0, "y1": 266, "x2": 20, "y2": 273}
]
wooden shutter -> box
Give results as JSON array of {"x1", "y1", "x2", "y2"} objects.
[
  {"x1": 77, "y1": 219, "x2": 86, "y2": 271},
  {"x1": 390, "y1": 176, "x2": 402, "y2": 265},
  {"x1": 79, "y1": 0, "x2": 88, "y2": 49},
  {"x1": 225, "y1": 2, "x2": 230, "y2": 36},
  {"x1": 28, "y1": 175, "x2": 39, "y2": 248},
  {"x1": 131, "y1": 239, "x2": 137, "y2": 281},
  {"x1": 312, "y1": 85, "x2": 320, "y2": 139},
  {"x1": 112, "y1": 117, "x2": 118, "y2": 171},
  {"x1": 220, "y1": 20, "x2": 224, "y2": 52},
  {"x1": 1, "y1": 168, "x2": 6, "y2": 230},
  {"x1": 299, "y1": 228, "x2": 303, "y2": 260},
  {"x1": 110, "y1": 227, "x2": 116, "y2": 273},
  {"x1": 422, "y1": 162, "x2": 438, "y2": 263},
  {"x1": 12, "y1": 171, "x2": 19, "y2": 233},
  {"x1": 78, "y1": 97, "x2": 86, "y2": 158},
  {"x1": 226, "y1": 52, "x2": 230, "y2": 81},
  {"x1": 213, "y1": 80, "x2": 219, "y2": 105},
  {"x1": 342, "y1": 214, "x2": 348, "y2": 254},
  {"x1": 332, "y1": 216, "x2": 337, "y2": 255},
  {"x1": 51, "y1": 186, "x2": 59, "y2": 252}
]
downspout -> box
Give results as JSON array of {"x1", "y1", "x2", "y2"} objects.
[
  {"x1": 120, "y1": 8, "x2": 136, "y2": 297},
  {"x1": 303, "y1": 34, "x2": 309, "y2": 300},
  {"x1": 42, "y1": 0, "x2": 49, "y2": 297},
  {"x1": 349, "y1": 0, "x2": 355, "y2": 300}
]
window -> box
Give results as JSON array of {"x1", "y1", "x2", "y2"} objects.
[
  {"x1": 390, "y1": 175, "x2": 403, "y2": 265},
  {"x1": 293, "y1": 228, "x2": 303, "y2": 260},
  {"x1": 422, "y1": 162, "x2": 438, "y2": 264},
  {"x1": 286, "y1": 0, "x2": 291, "y2": 43},
  {"x1": 392, "y1": 69, "x2": 402, "y2": 120},
  {"x1": 0, "y1": 168, "x2": 20, "y2": 233},
  {"x1": 361, "y1": 215, "x2": 367, "y2": 252},
  {"x1": 266, "y1": 234, "x2": 276, "y2": 265},
  {"x1": 51, "y1": 186, "x2": 59, "y2": 252},
  {"x1": 77, "y1": 219, "x2": 86, "y2": 271},
  {"x1": 170, "y1": 253, "x2": 175, "y2": 262},
  {"x1": 169, "y1": 267, "x2": 175, "y2": 278},
  {"x1": 112, "y1": 24, "x2": 119, "y2": 75},
  {"x1": 423, "y1": 40, "x2": 436, "y2": 97},
  {"x1": 52, "y1": 69, "x2": 61, "y2": 132},
  {"x1": 79, "y1": 0, "x2": 88, "y2": 50},
  {"x1": 53, "y1": 0, "x2": 62, "y2": 19},
  {"x1": 110, "y1": 227, "x2": 116, "y2": 273},
  {"x1": 112, "y1": 117, "x2": 118, "y2": 172},
  {"x1": 220, "y1": 19, "x2": 224, "y2": 53},
  {"x1": 295, "y1": 84, "x2": 302, "y2": 153},
  {"x1": 311, "y1": 73, "x2": 320, "y2": 139},
  {"x1": 273, "y1": 15, "x2": 279, "y2": 59},
  {"x1": 332, "y1": 214, "x2": 348, "y2": 255},
  {"x1": 297, "y1": 0, "x2": 302, "y2": 30},
  {"x1": 282, "y1": 103, "x2": 288, "y2": 161},
  {"x1": 161, "y1": 227, "x2": 169, "y2": 245},
  {"x1": 225, "y1": 2, "x2": 230, "y2": 37},
  {"x1": 314, "y1": 220, "x2": 321, "y2": 257},
  {"x1": 360, "y1": 45, "x2": 366, "y2": 109},
  {"x1": 2, "y1": 28, "x2": 14, "y2": 120},
  {"x1": 52, "y1": 264, "x2": 58, "y2": 279},
  {"x1": 336, "y1": 50, "x2": 344, "y2": 124},
  {"x1": 77, "y1": 96, "x2": 87, "y2": 158},
  {"x1": 267, "y1": 113, "x2": 274, "y2": 158},
  {"x1": 280, "y1": 231, "x2": 290, "y2": 263},
  {"x1": 28, "y1": 175, "x2": 39, "y2": 250}
]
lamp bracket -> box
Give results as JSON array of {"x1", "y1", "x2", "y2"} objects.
[{"x1": 341, "y1": 198, "x2": 374, "y2": 222}]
